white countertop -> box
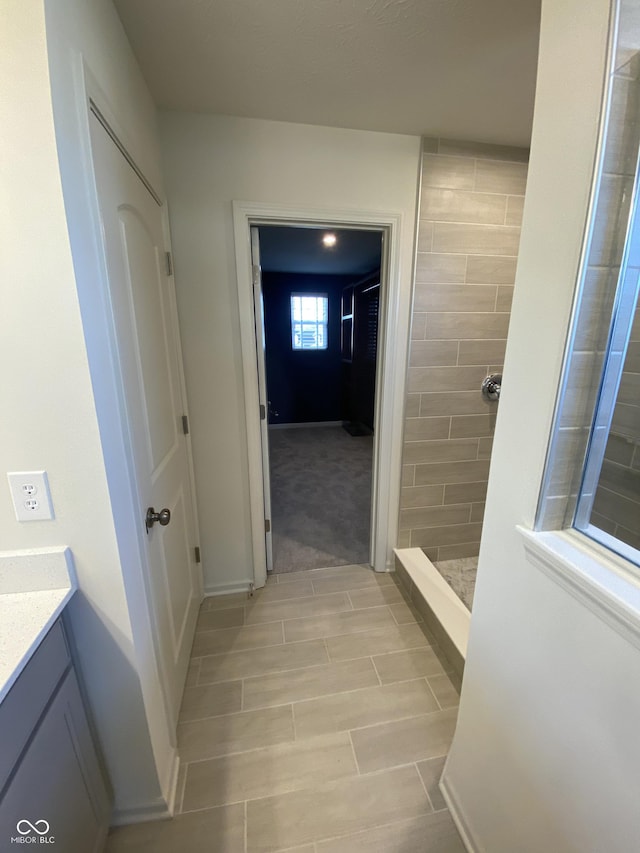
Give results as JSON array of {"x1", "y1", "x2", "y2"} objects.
[{"x1": 0, "y1": 547, "x2": 77, "y2": 703}]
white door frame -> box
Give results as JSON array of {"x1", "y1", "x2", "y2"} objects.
[{"x1": 232, "y1": 201, "x2": 408, "y2": 587}]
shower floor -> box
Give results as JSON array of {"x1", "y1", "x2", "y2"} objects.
[{"x1": 433, "y1": 557, "x2": 478, "y2": 611}]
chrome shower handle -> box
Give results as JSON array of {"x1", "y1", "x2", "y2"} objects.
[{"x1": 481, "y1": 373, "x2": 502, "y2": 401}]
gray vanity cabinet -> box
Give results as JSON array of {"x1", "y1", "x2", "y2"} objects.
[{"x1": 0, "y1": 618, "x2": 111, "y2": 852}]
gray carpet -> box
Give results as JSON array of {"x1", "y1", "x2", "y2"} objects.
[{"x1": 268, "y1": 426, "x2": 373, "y2": 573}]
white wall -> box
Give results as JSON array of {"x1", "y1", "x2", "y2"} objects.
[
  {"x1": 0, "y1": 0, "x2": 174, "y2": 821},
  {"x1": 444, "y1": 1, "x2": 640, "y2": 850},
  {"x1": 159, "y1": 113, "x2": 421, "y2": 592}
]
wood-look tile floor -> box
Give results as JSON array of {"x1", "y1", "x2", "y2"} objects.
[{"x1": 106, "y1": 566, "x2": 465, "y2": 852}]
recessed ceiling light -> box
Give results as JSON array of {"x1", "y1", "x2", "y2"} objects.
[{"x1": 322, "y1": 233, "x2": 337, "y2": 248}]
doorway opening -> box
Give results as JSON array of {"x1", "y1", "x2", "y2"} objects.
[{"x1": 255, "y1": 225, "x2": 383, "y2": 574}]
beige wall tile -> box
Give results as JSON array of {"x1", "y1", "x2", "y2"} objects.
[
  {"x1": 198, "y1": 638, "x2": 328, "y2": 683},
  {"x1": 437, "y1": 542, "x2": 481, "y2": 561},
  {"x1": 179, "y1": 680, "x2": 243, "y2": 723},
  {"x1": 417, "y1": 220, "x2": 434, "y2": 251},
  {"x1": 414, "y1": 283, "x2": 497, "y2": 313},
  {"x1": 496, "y1": 285, "x2": 515, "y2": 312},
  {"x1": 400, "y1": 484, "x2": 445, "y2": 508},
  {"x1": 106, "y1": 803, "x2": 245, "y2": 852},
  {"x1": 389, "y1": 600, "x2": 425, "y2": 624},
  {"x1": 408, "y1": 365, "x2": 487, "y2": 393},
  {"x1": 458, "y1": 338, "x2": 507, "y2": 365},
  {"x1": 373, "y1": 647, "x2": 449, "y2": 683},
  {"x1": 420, "y1": 391, "x2": 492, "y2": 417},
  {"x1": 505, "y1": 195, "x2": 525, "y2": 226},
  {"x1": 426, "y1": 312, "x2": 511, "y2": 340},
  {"x1": 399, "y1": 504, "x2": 471, "y2": 531},
  {"x1": 192, "y1": 622, "x2": 284, "y2": 657},
  {"x1": 183, "y1": 732, "x2": 357, "y2": 811},
  {"x1": 243, "y1": 658, "x2": 379, "y2": 710},
  {"x1": 351, "y1": 709, "x2": 457, "y2": 773},
  {"x1": 474, "y1": 159, "x2": 528, "y2": 195},
  {"x1": 405, "y1": 393, "x2": 421, "y2": 417},
  {"x1": 402, "y1": 465, "x2": 415, "y2": 487},
  {"x1": 478, "y1": 436, "x2": 494, "y2": 458},
  {"x1": 185, "y1": 658, "x2": 200, "y2": 687},
  {"x1": 244, "y1": 592, "x2": 352, "y2": 625},
  {"x1": 246, "y1": 766, "x2": 431, "y2": 851},
  {"x1": 442, "y1": 479, "x2": 488, "y2": 505},
  {"x1": 421, "y1": 188, "x2": 507, "y2": 225},
  {"x1": 409, "y1": 339, "x2": 458, "y2": 366},
  {"x1": 470, "y1": 502, "x2": 486, "y2": 523},
  {"x1": 415, "y1": 460, "x2": 490, "y2": 486},
  {"x1": 466, "y1": 254, "x2": 518, "y2": 284},
  {"x1": 433, "y1": 222, "x2": 521, "y2": 256},
  {"x1": 410, "y1": 522, "x2": 483, "y2": 548},
  {"x1": 415, "y1": 252, "x2": 466, "y2": 283},
  {"x1": 316, "y1": 811, "x2": 465, "y2": 853},
  {"x1": 402, "y1": 438, "x2": 479, "y2": 466},
  {"x1": 326, "y1": 623, "x2": 431, "y2": 662},
  {"x1": 397, "y1": 529, "x2": 412, "y2": 548},
  {"x1": 283, "y1": 606, "x2": 395, "y2": 643},
  {"x1": 293, "y1": 680, "x2": 438, "y2": 740},
  {"x1": 178, "y1": 704, "x2": 294, "y2": 763},
  {"x1": 403, "y1": 417, "x2": 450, "y2": 441},
  {"x1": 437, "y1": 138, "x2": 529, "y2": 162},
  {"x1": 449, "y1": 414, "x2": 497, "y2": 439},
  {"x1": 422, "y1": 153, "x2": 475, "y2": 189},
  {"x1": 411, "y1": 312, "x2": 427, "y2": 340},
  {"x1": 423, "y1": 137, "x2": 439, "y2": 153}
]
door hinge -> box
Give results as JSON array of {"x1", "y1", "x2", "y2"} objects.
[
  {"x1": 165, "y1": 251, "x2": 173, "y2": 276},
  {"x1": 194, "y1": 546, "x2": 201, "y2": 564},
  {"x1": 181, "y1": 414, "x2": 189, "y2": 435},
  {"x1": 265, "y1": 519, "x2": 271, "y2": 533},
  {"x1": 259, "y1": 404, "x2": 266, "y2": 420}
]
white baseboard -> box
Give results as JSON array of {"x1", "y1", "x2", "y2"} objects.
[
  {"x1": 110, "y1": 798, "x2": 171, "y2": 827},
  {"x1": 440, "y1": 770, "x2": 481, "y2": 853},
  {"x1": 268, "y1": 421, "x2": 343, "y2": 430},
  {"x1": 203, "y1": 579, "x2": 253, "y2": 597}
]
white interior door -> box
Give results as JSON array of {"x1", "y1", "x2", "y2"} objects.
[
  {"x1": 250, "y1": 227, "x2": 273, "y2": 572},
  {"x1": 89, "y1": 112, "x2": 201, "y2": 726}
]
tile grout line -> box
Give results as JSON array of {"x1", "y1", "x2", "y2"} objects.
[
  {"x1": 414, "y1": 761, "x2": 436, "y2": 813},
  {"x1": 347, "y1": 729, "x2": 362, "y2": 776}
]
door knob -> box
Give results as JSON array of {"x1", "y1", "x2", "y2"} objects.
[{"x1": 146, "y1": 506, "x2": 171, "y2": 533}]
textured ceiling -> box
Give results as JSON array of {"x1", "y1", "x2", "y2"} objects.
[{"x1": 114, "y1": 0, "x2": 541, "y2": 146}]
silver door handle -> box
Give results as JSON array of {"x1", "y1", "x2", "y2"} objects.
[{"x1": 146, "y1": 507, "x2": 171, "y2": 533}]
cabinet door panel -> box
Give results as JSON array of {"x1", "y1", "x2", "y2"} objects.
[{"x1": 0, "y1": 670, "x2": 109, "y2": 853}]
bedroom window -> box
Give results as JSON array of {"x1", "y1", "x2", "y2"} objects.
[{"x1": 291, "y1": 294, "x2": 328, "y2": 350}]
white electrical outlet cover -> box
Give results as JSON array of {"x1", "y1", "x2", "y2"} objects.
[{"x1": 7, "y1": 471, "x2": 55, "y2": 521}]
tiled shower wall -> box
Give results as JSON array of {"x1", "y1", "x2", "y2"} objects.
[
  {"x1": 537, "y1": 47, "x2": 640, "y2": 534},
  {"x1": 398, "y1": 138, "x2": 528, "y2": 561}
]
